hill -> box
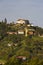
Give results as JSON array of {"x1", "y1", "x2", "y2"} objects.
[{"x1": 0, "y1": 19, "x2": 43, "y2": 65}]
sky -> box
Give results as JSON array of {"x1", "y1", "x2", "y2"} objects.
[{"x1": 0, "y1": 0, "x2": 43, "y2": 27}]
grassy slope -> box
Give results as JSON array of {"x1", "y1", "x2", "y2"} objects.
[{"x1": 0, "y1": 35, "x2": 43, "y2": 64}]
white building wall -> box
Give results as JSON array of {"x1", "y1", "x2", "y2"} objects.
[
  {"x1": 17, "y1": 20, "x2": 25, "y2": 24},
  {"x1": 18, "y1": 31, "x2": 24, "y2": 34}
]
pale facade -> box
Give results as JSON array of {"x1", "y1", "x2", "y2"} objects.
[
  {"x1": 17, "y1": 19, "x2": 25, "y2": 24},
  {"x1": 18, "y1": 30, "x2": 24, "y2": 34}
]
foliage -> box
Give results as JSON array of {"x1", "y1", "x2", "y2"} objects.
[{"x1": 0, "y1": 19, "x2": 43, "y2": 65}]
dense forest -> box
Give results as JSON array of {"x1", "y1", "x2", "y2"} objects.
[{"x1": 0, "y1": 18, "x2": 43, "y2": 65}]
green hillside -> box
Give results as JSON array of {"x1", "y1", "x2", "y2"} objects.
[{"x1": 0, "y1": 19, "x2": 43, "y2": 65}]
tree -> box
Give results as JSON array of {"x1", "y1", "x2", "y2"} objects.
[
  {"x1": 25, "y1": 20, "x2": 30, "y2": 24},
  {"x1": 4, "y1": 18, "x2": 7, "y2": 24}
]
